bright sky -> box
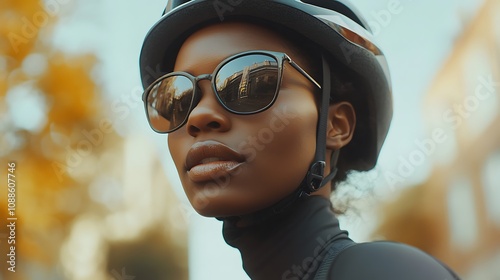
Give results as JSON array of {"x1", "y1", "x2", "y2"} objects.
[{"x1": 46, "y1": 0, "x2": 485, "y2": 279}]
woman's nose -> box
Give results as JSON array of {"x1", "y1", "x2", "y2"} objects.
[{"x1": 185, "y1": 80, "x2": 231, "y2": 136}]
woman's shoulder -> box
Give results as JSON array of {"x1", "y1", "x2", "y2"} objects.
[{"x1": 327, "y1": 241, "x2": 461, "y2": 280}]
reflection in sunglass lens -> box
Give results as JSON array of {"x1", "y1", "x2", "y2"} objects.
[
  {"x1": 215, "y1": 54, "x2": 279, "y2": 113},
  {"x1": 146, "y1": 75, "x2": 194, "y2": 132}
]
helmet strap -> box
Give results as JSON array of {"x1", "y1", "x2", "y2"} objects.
[{"x1": 300, "y1": 54, "x2": 338, "y2": 196}]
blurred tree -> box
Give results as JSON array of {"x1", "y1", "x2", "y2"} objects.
[
  {"x1": 372, "y1": 182, "x2": 449, "y2": 261},
  {"x1": 0, "y1": 0, "x2": 108, "y2": 279},
  {"x1": 2, "y1": 1, "x2": 188, "y2": 279},
  {"x1": 107, "y1": 228, "x2": 189, "y2": 280},
  {"x1": 1, "y1": 1, "x2": 120, "y2": 279}
]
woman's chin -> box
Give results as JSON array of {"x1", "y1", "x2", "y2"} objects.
[
  {"x1": 190, "y1": 198, "x2": 251, "y2": 218},
  {"x1": 188, "y1": 193, "x2": 274, "y2": 218}
]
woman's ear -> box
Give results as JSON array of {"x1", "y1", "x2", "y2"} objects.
[{"x1": 326, "y1": 102, "x2": 356, "y2": 150}]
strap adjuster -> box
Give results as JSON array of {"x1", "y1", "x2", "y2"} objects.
[{"x1": 303, "y1": 161, "x2": 326, "y2": 195}]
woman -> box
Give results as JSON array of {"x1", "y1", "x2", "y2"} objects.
[{"x1": 140, "y1": 0, "x2": 461, "y2": 279}]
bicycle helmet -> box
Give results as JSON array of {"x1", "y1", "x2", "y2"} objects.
[{"x1": 140, "y1": 0, "x2": 393, "y2": 194}]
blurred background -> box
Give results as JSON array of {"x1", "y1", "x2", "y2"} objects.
[{"x1": 0, "y1": 0, "x2": 498, "y2": 279}]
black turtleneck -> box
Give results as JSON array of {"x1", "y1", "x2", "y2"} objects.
[
  {"x1": 221, "y1": 195, "x2": 462, "y2": 280},
  {"x1": 222, "y1": 195, "x2": 350, "y2": 280}
]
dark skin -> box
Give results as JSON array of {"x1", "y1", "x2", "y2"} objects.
[{"x1": 167, "y1": 22, "x2": 356, "y2": 219}]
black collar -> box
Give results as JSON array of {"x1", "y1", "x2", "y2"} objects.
[{"x1": 222, "y1": 196, "x2": 350, "y2": 280}]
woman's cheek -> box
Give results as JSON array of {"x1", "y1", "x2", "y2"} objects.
[{"x1": 238, "y1": 141, "x2": 257, "y2": 162}]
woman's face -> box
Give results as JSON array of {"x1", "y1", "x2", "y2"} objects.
[{"x1": 167, "y1": 22, "x2": 319, "y2": 217}]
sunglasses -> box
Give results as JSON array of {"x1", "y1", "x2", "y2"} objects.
[{"x1": 142, "y1": 50, "x2": 321, "y2": 133}]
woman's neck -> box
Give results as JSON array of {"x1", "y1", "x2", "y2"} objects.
[{"x1": 222, "y1": 195, "x2": 350, "y2": 280}]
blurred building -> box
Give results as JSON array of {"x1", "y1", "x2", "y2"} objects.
[
  {"x1": 375, "y1": 0, "x2": 500, "y2": 279},
  {"x1": 60, "y1": 134, "x2": 189, "y2": 280},
  {"x1": 103, "y1": 135, "x2": 189, "y2": 280}
]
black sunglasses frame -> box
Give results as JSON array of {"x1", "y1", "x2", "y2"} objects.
[{"x1": 142, "y1": 50, "x2": 321, "y2": 134}]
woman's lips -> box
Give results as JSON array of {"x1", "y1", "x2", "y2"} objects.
[
  {"x1": 188, "y1": 160, "x2": 244, "y2": 183},
  {"x1": 185, "y1": 140, "x2": 245, "y2": 183}
]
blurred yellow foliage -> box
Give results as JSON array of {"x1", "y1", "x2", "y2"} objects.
[
  {"x1": 0, "y1": 1, "x2": 111, "y2": 279},
  {"x1": 1, "y1": 1, "x2": 189, "y2": 279},
  {"x1": 0, "y1": 0, "x2": 47, "y2": 68},
  {"x1": 373, "y1": 185, "x2": 447, "y2": 254},
  {"x1": 38, "y1": 54, "x2": 99, "y2": 131}
]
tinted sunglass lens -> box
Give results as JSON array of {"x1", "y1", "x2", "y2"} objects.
[
  {"x1": 146, "y1": 75, "x2": 194, "y2": 132},
  {"x1": 215, "y1": 54, "x2": 279, "y2": 113}
]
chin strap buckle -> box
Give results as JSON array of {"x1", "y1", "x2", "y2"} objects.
[{"x1": 302, "y1": 161, "x2": 326, "y2": 196}]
